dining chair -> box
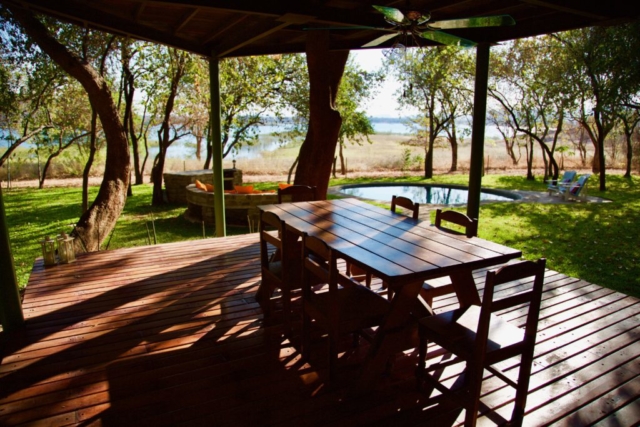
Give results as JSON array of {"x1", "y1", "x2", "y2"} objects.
[
  {"x1": 416, "y1": 258, "x2": 546, "y2": 427},
  {"x1": 255, "y1": 210, "x2": 302, "y2": 334},
  {"x1": 420, "y1": 209, "x2": 479, "y2": 308},
  {"x1": 277, "y1": 185, "x2": 318, "y2": 203},
  {"x1": 390, "y1": 195, "x2": 420, "y2": 219},
  {"x1": 301, "y1": 232, "x2": 390, "y2": 385},
  {"x1": 434, "y1": 208, "x2": 478, "y2": 238},
  {"x1": 348, "y1": 195, "x2": 420, "y2": 291}
]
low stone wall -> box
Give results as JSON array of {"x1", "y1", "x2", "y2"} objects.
[
  {"x1": 164, "y1": 169, "x2": 243, "y2": 204},
  {"x1": 185, "y1": 184, "x2": 278, "y2": 227}
]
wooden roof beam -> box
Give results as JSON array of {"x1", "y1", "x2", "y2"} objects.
[
  {"x1": 173, "y1": 7, "x2": 199, "y2": 36},
  {"x1": 518, "y1": 0, "x2": 614, "y2": 21},
  {"x1": 147, "y1": 0, "x2": 380, "y2": 27},
  {"x1": 213, "y1": 13, "x2": 312, "y2": 57},
  {"x1": 4, "y1": 0, "x2": 208, "y2": 55}
]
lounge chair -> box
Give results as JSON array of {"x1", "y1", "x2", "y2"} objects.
[
  {"x1": 563, "y1": 173, "x2": 591, "y2": 201},
  {"x1": 547, "y1": 170, "x2": 576, "y2": 196}
]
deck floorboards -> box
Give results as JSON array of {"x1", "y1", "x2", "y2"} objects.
[{"x1": 1, "y1": 234, "x2": 638, "y2": 426}]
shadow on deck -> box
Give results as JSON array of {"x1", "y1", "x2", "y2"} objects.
[{"x1": 0, "y1": 234, "x2": 638, "y2": 426}]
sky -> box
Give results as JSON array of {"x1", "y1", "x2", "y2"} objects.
[{"x1": 349, "y1": 49, "x2": 415, "y2": 118}]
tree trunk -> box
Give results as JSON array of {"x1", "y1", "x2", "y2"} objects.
[
  {"x1": 121, "y1": 46, "x2": 143, "y2": 185},
  {"x1": 288, "y1": 156, "x2": 299, "y2": 184},
  {"x1": 424, "y1": 136, "x2": 434, "y2": 178},
  {"x1": 152, "y1": 50, "x2": 187, "y2": 206},
  {"x1": 83, "y1": 108, "x2": 98, "y2": 212},
  {"x1": 11, "y1": 7, "x2": 130, "y2": 252},
  {"x1": 447, "y1": 121, "x2": 458, "y2": 172},
  {"x1": 623, "y1": 127, "x2": 634, "y2": 178},
  {"x1": 526, "y1": 138, "x2": 534, "y2": 180},
  {"x1": 294, "y1": 31, "x2": 348, "y2": 199},
  {"x1": 594, "y1": 111, "x2": 607, "y2": 191}
]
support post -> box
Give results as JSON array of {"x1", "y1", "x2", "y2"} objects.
[
  {"x1": 0, "y1": 186, "x2": 25, "y2": 332},
  {"x1": 209, "y1": 55, "x2": 226, "y2": 237},
  {"x1": 467, "y1": 43, "x2": 491, "y2": 221}
]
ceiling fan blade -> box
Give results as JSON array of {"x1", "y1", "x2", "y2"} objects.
[
  {"x1": 429, "y1": 15, "x2": 515, "y2": 30},
  {"x1": 372, "y1": 5, "x2": 405, "y2": 24},
  {"x1": 362, "y1": 32, "x2": 399, "y2": 47},
  {"x1": 419, "y1": 30, "x2": 477, "y2": 48}
]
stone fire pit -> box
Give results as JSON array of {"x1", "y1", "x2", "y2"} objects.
[
  {"x1": 164, "y1": 169, "x2": 243, "y2": 204},
  {"x1": 185, "y1": 184, "x2": 278, "y2": 227}
]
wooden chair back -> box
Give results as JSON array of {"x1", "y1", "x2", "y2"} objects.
[
  {"x1": 390, "y1": 195, "x2": 420, "y2": 220},
  {"x1": 277, "y1": 185, "x2": 318, "y2": 203},
  {"x1": 434, "y1": 208, "x2": 478, "y2": 238},
  {"x1": 302, "y1": 232, "x2": 389, "y2": 385},
  {"x1": 256, "y1": 210, "x2": 300, "y2": 331},
  {"x1": 417, "y1": 258, "x2": 546, "y2": 426}
]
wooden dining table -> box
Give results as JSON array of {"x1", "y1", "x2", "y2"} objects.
[{"x1": 258, "y1": 198, "x2": 522, "y2": 391}]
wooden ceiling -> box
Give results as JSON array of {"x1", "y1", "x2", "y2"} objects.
[{"x1": 3, "y1": 0, "x2": 640, "y2": 58}]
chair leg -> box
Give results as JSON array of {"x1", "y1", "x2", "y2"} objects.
[
  {"x1": 464, "y1": 361, "x2": 484, "y2": 427},
  {"x1": 416, "y1": 329, "x2": 427, "y2": 390},
  {"x1": 510, "y1": 351, "x2": 535, "y2": 426},
  {"x1": 352, "y1": 331, "x2": 360, "y2": 347},
  {"x1": 384, "y1": 282, "x2": 394, "y2": 300},
  {"x1": 301, "y1": 308, "x2": 311, "y2": 361},
  {"x1": 329, "y1": 328, "x2": 338, "y2": 386},
  {"x1": 282, "y1": 287, "x2": 291, "y2": 336},
  {"x1": 256, "y1": 283, "x2": 273, "y2": 319}
]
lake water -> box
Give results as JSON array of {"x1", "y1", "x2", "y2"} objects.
[
  {"x1": 5, "y1": 120, "x2": 500, "y2": 160},
  {"x1": 156, "y1": 120, "x2": 500, "y2": 160}
]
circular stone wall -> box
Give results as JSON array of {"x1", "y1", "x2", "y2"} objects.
[
  {"x1": 185, "y1": 184, "x2": 278, "y2": 227},
  {"x1": 164, "y1": 169, "x2": 243, "y2": 204}
]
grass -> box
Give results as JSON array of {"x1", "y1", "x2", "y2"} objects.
[
  {"x1": 3, "y1": 173, "x2": 639, "y2": 299},
  {"x1": 2, "y1": 184, "x2": 249, "y2": 289}
]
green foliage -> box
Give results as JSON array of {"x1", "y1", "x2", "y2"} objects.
[
  {"x1": 386, "y1": 46, "x2": 474, "y2": 176},
  {"x1": 400, "y1": 147, "x2": 423, "y2": 171},
  {"x1": 219, "y1": 55, "x2": 302, "y2": 156},
  {"x1": 335, "y1": 57, "x2": 383, "y2": 146}
]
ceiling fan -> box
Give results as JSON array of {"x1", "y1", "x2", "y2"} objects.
[{"x1": 336, "y1": 5, "x2": 515, "y2": 49}]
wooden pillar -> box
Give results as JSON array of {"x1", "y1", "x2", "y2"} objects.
[
  {"x1": 0, "y1": 186, "x2": 24, "y2": 331},
  {"x1": 209, "y1": 55, "x2": 226, "y2": 237},
  {"x1": 467, "y1": 43, "x2": 491, "y2": 221}
]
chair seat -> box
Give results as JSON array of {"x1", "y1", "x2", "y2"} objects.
[
  {"x1": 420, "y1": 305, "x2": 525, "y2": 358},
  {"x1": 306, "y1": 285, "x2": 390, "y2": 332}
]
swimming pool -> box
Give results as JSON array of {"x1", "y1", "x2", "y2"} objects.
[{"x1": 336, "y1": 183, "x2": 520, "y2": 205}]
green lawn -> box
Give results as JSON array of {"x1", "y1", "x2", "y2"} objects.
[{"x1": 3, "y1": 173, "x2": 639, "y2": 298}]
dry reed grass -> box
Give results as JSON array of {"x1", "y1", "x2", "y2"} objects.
[{"x1": 5, "y1": 132, "x2": 606, "y2": 188}]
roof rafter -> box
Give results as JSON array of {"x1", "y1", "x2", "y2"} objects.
[
  {"x1": 518, "y1": 0, "x2": 616, "y2": 21},
  {"x1": 173, "y1": 7, "x2": 200, "y2": 36}
]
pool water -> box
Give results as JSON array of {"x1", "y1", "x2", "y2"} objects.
[{"x1": 338, "y1": 184, "x2": 517, "y2": 205}]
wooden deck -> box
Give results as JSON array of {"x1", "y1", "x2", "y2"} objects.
[{"x1": 1, "y1": 234, "x2": 638, "y2": 426}]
